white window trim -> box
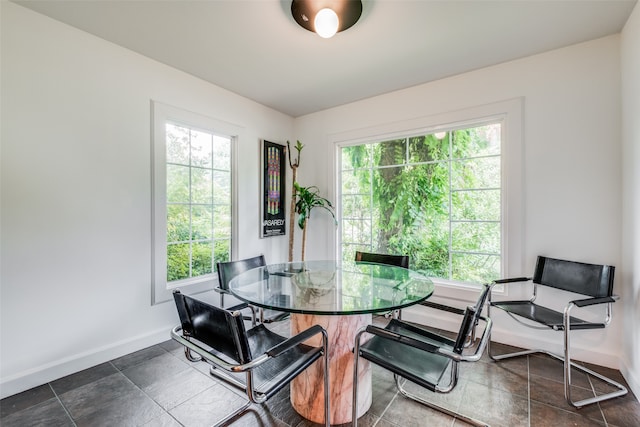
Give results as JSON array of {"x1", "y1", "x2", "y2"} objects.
[
  {"x1": 151, "y1": 101, "x2": 241, "y2": 305},
  {"x1": 329, "y1": 98, "x2": 524, "y2": 302}
]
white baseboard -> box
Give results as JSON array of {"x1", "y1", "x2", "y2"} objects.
[
  {"x1": 620, "y1": 361, "x2": 640, "y2": 402},
  {"x1": 0, "y1": 326, "x2": 173, "y2": 399}
]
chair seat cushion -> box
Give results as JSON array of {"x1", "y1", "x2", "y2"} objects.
[
  {"x1": 359, "y1": 320, "x2": 454, "y2": 391},
  {"x1": 224, "y1": 324, "x2": 322, "y2": 398},
  {"x1": 491, "y1": 301, "x2": 606, "y2": 330},
  {"x1": 260, "y1": 308, "x2": 290, "y2": 323}
]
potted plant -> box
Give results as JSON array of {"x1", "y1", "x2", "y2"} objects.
[{"x1": 294, "y1": 182, "x2": 337, "y2": 261}]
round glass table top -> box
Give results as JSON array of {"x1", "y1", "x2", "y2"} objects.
[{"x1": 228, "y1": 260, "x2": 434, "y2": 315}]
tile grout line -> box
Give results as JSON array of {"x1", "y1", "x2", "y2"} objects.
[
  {"x1": 47, "y1": 382, "x2": 78, "y2": 427},
  {"x1": 527, "y1": 355, "x2": 531, "y2": 427},
  {"x1": 586, "y1": 373, "x2": 608, "y2": 426},
  {"x1": 374, "y1": 384, "x2": 401, "y2": 427},
  {"x1": 114, "y1": 354, "x2": 191, "y2": 426}
]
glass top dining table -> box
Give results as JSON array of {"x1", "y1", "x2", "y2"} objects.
[
  {"x1": 228, "y1": 259, "x2": 435, "y2": 315},
  {"x1": 228, "y1": 260, "x2": 434, "y2": 425}
]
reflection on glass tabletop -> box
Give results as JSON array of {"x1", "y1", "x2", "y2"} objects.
[{"x1": 228, "y1": 260, "x2": 434, "y2": 315}]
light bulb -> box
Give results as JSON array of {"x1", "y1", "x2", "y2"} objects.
[
  {"x1": 434, "y1": 132, "x2": 447, "y2": 140},
  {"x1": 315, "y1": 8, "x2": 339, "y2": 38}
]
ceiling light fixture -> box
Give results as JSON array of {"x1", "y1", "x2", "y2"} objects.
[{"x1": 291, "y1": 0, "x2": 363, "y2": 39}]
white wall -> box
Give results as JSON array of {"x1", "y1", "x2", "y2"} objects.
[
  {"x1": 2, "y1": 0, "x2": 637, "y2": 400},
  {"x1": 294, "y1": 35, "x2": 625, "y2": 370},
  {"x1": 0, "y1": 3, "x2": 292, "y2": 398},
  {"x1": 621, "y1": 2, "x2": 640, "y2": 399}
]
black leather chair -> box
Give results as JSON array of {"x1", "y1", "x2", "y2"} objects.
[
  {"x1": 355, "y1": 251, "x2": 409, "y2": 318},
  {"x1": 352, "y1": 284, "x2": 492, "y2": 427},
  {"x1": 216, "y1": 255, "x2": 288, "y2": 324},
  {"x1": 171, "y1": 290, "x2": 330, "y2": 427},
  {"x1": 487, "y1": 255, "x2": 628, "y2": 408},
  {"x1": 354, "y1": 250, "x2": 409, "y2": 269}
]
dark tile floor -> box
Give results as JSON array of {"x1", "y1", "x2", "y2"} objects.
[{"x1": 1, "y1": 318, "x2": 639, "y2": 427}]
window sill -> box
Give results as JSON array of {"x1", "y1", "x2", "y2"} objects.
[{"x1": 429, "y1": 277, "x2": 505, "y2": 304}]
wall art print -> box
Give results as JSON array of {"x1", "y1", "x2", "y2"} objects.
[{"x1": 260, "y1": 140, "x2": 286, "y2": 238}]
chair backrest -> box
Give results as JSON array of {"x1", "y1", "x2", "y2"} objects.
[
  {"x1": 217, "y1": 255, "x2": 266, "y2": 291},
  {"x1": 452, "y1": 284, "x2": 490, "y2": 353},
  {"x1": 173, "y1": 290, "x2": 252, "y2": 364},
  {"x1": 533, "y1": 256, "x2": 614, "y2": 298},
  {"x1": 355, "y1": 251, "x2": 409, "y2": 269}
]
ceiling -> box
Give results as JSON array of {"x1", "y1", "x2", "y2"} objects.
[{"x1": 14, "y1": 0, "x2": 637, "y2": 117}]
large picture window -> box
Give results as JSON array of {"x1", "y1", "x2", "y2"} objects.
[
  {"x1": 152, "y1": 102, "x2": 238, "y2": 304},
  {"x1": 340, "y1": 123, "x2": 501, "y2": 284},
  {"x1": 335, "y1": 99, "x2": 523, "y2": 290}
]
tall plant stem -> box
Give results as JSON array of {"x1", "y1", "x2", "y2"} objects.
[
  {"x1": 288, "y1": 166, "x2": 297, "y2": 261},
  {"x1": 287, "y1": 141, "x2": 303, "y2": 262}
]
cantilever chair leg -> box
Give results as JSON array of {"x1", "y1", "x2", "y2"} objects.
[
  {"x1": 489, "y1": 339, "x2": 627, "y2": 408},
  {"x1": 562, "y1": 304, "x2": 628, "y2": 407},
  {"x1": 352, "y1": 329, "x2": 364, "y2": 427},
  {"x1": 322, "y1": 328, "x2": 330, "y2": 427},
  {"x1": 184, "y1": 347, "x2": 202, "y2": 363}
]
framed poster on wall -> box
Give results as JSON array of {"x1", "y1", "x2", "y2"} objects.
[{"x1": 260, "y1": 140, "x2": 286, "y2": 238}]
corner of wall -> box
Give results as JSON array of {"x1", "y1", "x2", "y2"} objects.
[{"x1": 621, "y1": 0, "x2": 640, "y2": 405}]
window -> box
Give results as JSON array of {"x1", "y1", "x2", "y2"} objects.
[
  {"x1": 340, "y1": 123, "x2": 501, "y2": 284},
  {"x1": 335, "y1": 99, "x2": 523, "y2": 289},
  {"x1": 165, "y1": 124, "x2": 232, "y2": 281},
  {"x1": 152, "y1": 102, "x2": 239, "y2": 304}
]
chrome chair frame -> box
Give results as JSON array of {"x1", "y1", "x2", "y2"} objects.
[
  {"x1": 352, "y1": 284, "x2": 492, "y2": 427},
  {"x1": 172, "y1": 290, "x2": 330, "y2": 427},
  {"x1": 487, "y1": 255, "x2": 628, "y2": 408},
  {"x1": 418, "y1": 267, "x2": 493, "y2": 347}
]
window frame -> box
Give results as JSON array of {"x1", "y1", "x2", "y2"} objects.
[
  {"x1": 331, "y1": 98, "x2": 523, "y2": 298},
  {"x1": 151, "y1": 101, "x2": 240, "y2": 305}
]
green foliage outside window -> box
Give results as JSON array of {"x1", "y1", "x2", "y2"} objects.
[
  {"x1": 341, "y1": 124, "x2": 501, "y2": 285},
  {"x1": 165, "y1": 124, "x2": 231, "y2": 282}
]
